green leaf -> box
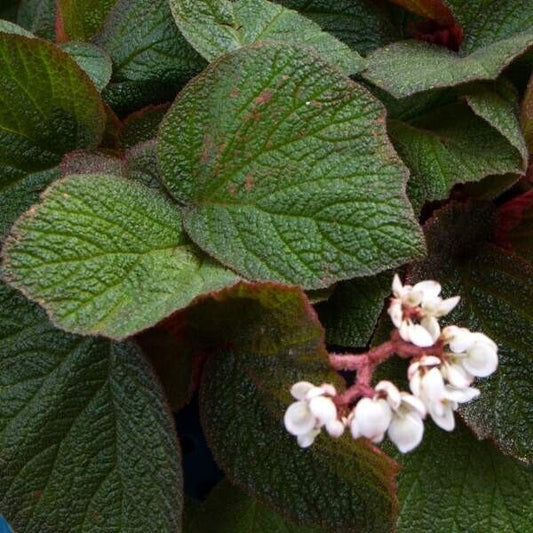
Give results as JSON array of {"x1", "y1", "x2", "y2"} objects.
[
  {"x1": 158, "y1": 43, "x2": 425, "y2": 289},
  {"x1": 0, "y1": 33, "x2": 106, "y2": 173},
  {"x1": 59, "y1": 42, "x2": 113, "y2": 91},
  {"x1": 94, "y1": 0, "x2": 205, "y2": 89},
  {"x1": 388, "y1": 420, "x2": 533, "y2": 532},
  {"x1": 2, "y1": 175, "x2": 239, "y2": 339},
  {"x1": 275, "y1": 0, "x2": 400, "y2": 57},
  {"x1": 125, "y1": 140, "x2": 170, "y2": 195},
  {"x1": 389, "y1": 103, "x2": 525, "y2": 212},
  {"x1": 409, "y1": 202, "x2": 533, "y2": 464},
  {"x1": 0, "y1": 282, "x2": 183, "y2": 531},
  {"x1": 363, "y1": 33, "x2": 533, "y2": 98},
  {"x1": 194, "y1": 282, "x2": 399, "y2": 532},
  {"x1": 16, "y1": 0, "x2": 56, "y2": 40},
  {"x1": 0, "y1": 20, "x2": 35, "y2": 37},
  {"x1": 317, "y1": 271, "x2": 392, "y2": 348},
  {"x1": 388, "y1": 0, "x2": 454, "y2": 24},
  {"x1": 119, "y1": 104, "x2": 170, "y2": 150},
  {"x1": 186, "y1": 480, "x2": 322, "y2": 532},
  {"x1": 521, "y1": 73, "x2": 533, "y2": 152},
  {"x1": 169, "y1": 0, "x2": 366, "y2": 73},
  {"x1": 57, "y1": 0, "x2": 116, "y2": 41}
]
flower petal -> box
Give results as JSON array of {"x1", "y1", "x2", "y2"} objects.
[
  {"x1": 309, "y1": 396, "x2": 337, "y2": 425},
  {"x1": 413, "y1": 280, "x2": 441, "y2": 300},
  {"x1": 375, "y1": 380, "x2": 401, "y2": 409},
  {"x1": 388, "y1": 413, "x2": 424, "y2": 453},
  {"x1": 284, "y1": 401, "x2": 315, "y2": 436},
  {"x1": 421, "y1": 368, "x2": 446, "y2": 401},
  {"x1": 388, "y1": 299, "x2": 403, "y2": 328},
  {"x1": 429, "y1": 403, "x2": 455, "y2": 431},
  {"x1": 421, "y1": 316, "x2": 440, "y2": 342},
  {"x1": 392, "y1": 274, "x2": 404, "y2": 297},
  {"x1": 354, "y1": 398, "x2": 392, "y2": 441},
  {"x1": 435, "y1": 296, "x2": 460, "y2": 317},
  {"x1": 297, "y1": 428, "x2": 320, "y2": 448},
  {"x1": 325, "y1": 419, "x2": 345, "y2": 438},
  {"x1": 409, "y1": 323, "x2": 435, "y2": 347},
  {"x1": 290, "y1": 381, "x2": 315, "y2": 400},
  {"x1": 442, "y1": 361, "x2": 474, "y2": 388},
  {"x1": 400, "y1": 392, "x2": 427, "y2": 418},
  {"x1": 446, "y1": 385, "x2": 480, "y2": 403}
]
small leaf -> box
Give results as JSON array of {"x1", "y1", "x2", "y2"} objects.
[
  {"x1": 0, "y1": 282, "x2": 183, "y2": 531},
  {"x1": 57, "y1": 0, "x2": 116, "y2": 41},
  {"x1": 169, "y1": 0, "x2": 366, "y2": 73},
  {"x1": 16, "y1": 0, "x2": 56, "y2": 40},
  {"x1": 389, "y1": 102, "x2": 525, "y2": 212},
  {"x1": 159, "y1": 43, "x2": 425, "y2": 289},
  {"x1": 363, "y1": 33, "x2": 533, "y2": 98},
  {"x1": 194, "y1": 282, "x2": 399, "y2": 532},
  {"x1": 94, "y1": 0, "x2": 205, "y2": 100},
  {"x1": 388, "y1": 0, "x2": 454, "y2": 25},
  {"x1": 186, "y1": 480, "x2": 321, "y2": 532},
  {"x1": 409, "y1": 202, "x2": 533, "y2": 464},
  {"x1": 317, "y1": 271, "x2": 392, "y2": 348},
  {"x1": 388, "y1": 421, "x2": 533, "y2": 532},
  {"x1": 59, "y1": 42, "x2": 113, "y2": 91},
  {"x1": 0, "y1": 20, "x2": 35, "y2": 37},
  {"x1": 2, "y1": 175, "x2": 239, "y2": 339}
]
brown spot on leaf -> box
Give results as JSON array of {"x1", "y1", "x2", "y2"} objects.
[
  {"x1": 227, "y1": 184, "x2": 237, "y2": 196},
  {"x1": 201, "y1": 134, "x2": 215, "y2": 164},
  {"x1": 230, "y1": 87, "x2": 240, "y2": 98},
  {"x1": 245, "y1": 173, "x2": 254, "y2": 191},
  {"x1": 255, "y1": 90, "x2": 272, "y2": 105}
]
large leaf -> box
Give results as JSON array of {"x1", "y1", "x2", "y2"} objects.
[
  {"x1": 0, "y1": 33, "x2": 106, "y2": 239},
  {"x1": 389, "y1": 102, "x2": 525, "y2": 212},
  {"x1": 193, "y1": 282, "x2": 399, "y2": 532},
  {"x1": 275, "y1": 0, "x2": 400, "y2": 57},
  {"x1": 57, "y1": 0, "x2": 116, "y2": 41},
  {"x1": 317, "y1": 271, "x2": 392, "y2": 348},
  {"x1": 389, "y1": 421, "x2": 533, "y2": 532},
  {"x1": 408, "y1": 202, "x2": 533, "y2": 464},
  {"x1": 2, "y1": 175, "x2": 238, "y2": 339},
  {"x1": 364, "y1": 0, "x2": 533, "y2": 97},
  {"x1": 16, "y1": 0, "x2": 56, "y2": 40},
  {"x1": 0, "y1": 282, "x2": 183, "y2": 531},
  {"x1": 94, "y1": 0, "x2": 205, "y2": 91},
  {"x1": 186, "y1": 480, "x2": 321, "y2": 532},
  {"x1": 158, "y1": 43, "x2": 425, "y2": 289},
  {"x1": 169, "y1": 0, "x2": 365, "y2": 73}
]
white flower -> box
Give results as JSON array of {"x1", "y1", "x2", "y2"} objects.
[
  {"x1": 412, "y1": 367, "x2": 479, "y2": 431},
  {"x1": 284, "y1": 381, "x2": 343, "y2": 447},
  {"x1": 375, "y1": 381, "x2": 426, "y2": 453},
  {"x1": 388, "y1": 275, "x2": 460, "y2": 348},
  {"x1": 350, "y1": 397, "x2": 392, "y2": 443},
  {"x1": 443, "y1": 326, "x2": 498, "y2": 378}
]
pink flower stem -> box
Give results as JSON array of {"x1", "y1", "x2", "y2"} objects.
[{"x1": 329, "y1": 331, "x2": 444, "y2": 406}]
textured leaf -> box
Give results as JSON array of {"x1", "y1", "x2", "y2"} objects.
[
  {"x1": 0, "y1": 282, "x2": 183, "y2": 531},
  {"x1": 16, "y1": 0, "x2": 56, "y2": 40},
  {"x1": 0, "y1": 20, "x2": 35, "y2": 37},
  {"x1": 59, "y1": 42, "x2": 113, "y2": 91},
  {"x1": 389, "y1": 0, "x2": 454, "y2": 24},
  {"x1": 317, "y1": 271, "x2": 392, "y2": 348},
  {"x1": 119, "y1": 104, "x2": 170, "y2": 150},
  {"x1": 389, "y1": 421, "x2": 533, "y2": 532},
  {"x1": 522, "y1": 73, "x2": 533, "y2": 152},
  {"x1": 169, "y1": 0, "x2": 365, "y2": 73},
  {"x1": 186, "y1": 480, "x2": 321, "y2": 532},
  {"x1": 94, "y1": 0, "x2": 205, "y2": 88},
  {"x1": 389, "y1": 103, "x2": 525, "y2": 212},
  {"x1": 57, "y1": 0, "x2": 116, "y2": 41},
  {"x1": 194, "y1": 282, "x2": 399, "y2": 532},
  {"x1": 60, "y1": 150, "x2": 127, "y2": 178},
  {"x1": 274, "y1": 0, "x2": 400, "y2": 57},
  {"x1": 125, "y1": 140, "x2": 169, "y2": 194},
  {"x1": 159, "y1": 43, "x2": 425, "y2": 289},
  {"x1": 409, "y1": 202, "x2": 533, "y2": 464},
  {"x1": 363, "y1": 33, "x2": 533, "y2": 98},
  {"x1": 498, "y1": 192, "x2": 533, "y2": 263},
  {"x1": 2, "y1": 175, "x2": 239, "y2": 339}
]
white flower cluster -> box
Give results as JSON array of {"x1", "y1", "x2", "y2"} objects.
[{"x1": 284, "y1": 275, "x2": 499, "y2": 453}]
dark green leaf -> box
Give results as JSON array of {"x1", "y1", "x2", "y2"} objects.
[
  {"x1": 59, "y1": 42, "x2": 113, "y2": 91},
  {"x1": 0, "y1": 282, "x2": 183, "y2": 531},
  {"x1": 521, "y1": 73, "x2": 533, "y2": 152},
  {"x1": 388, "y1": 421, "x2": 533, "y2": 532},
  {"x1": 196, "y1": 282, "x2": 399, "y2": 532},
  {"x1": 389, "y1": 103, "x2": 525, "y2": 212},
  {"x1": 3, "y1": 175, "x2": 239, "y2": 339},
  {"x1": 119, "y1": 104, "x2": 170, "y2": 150},
  {"x1": 186, "y1": 480, "x2": 322, "y2": 532},
  {"x1": 317, "y1": 271, "x2": 392, "y2": 348},
  {"x1": 409, "y1": 202, "x2": 533, "y2": 464},
  {"x1": 16, "y1": 0, "x2": 56, "y2": 40},
  {"x1": 169, "y1": 0, "x2": 365, "y2": 74},
  {"x1": 275, "y1": 0, "x2": 400, "y2": 57},
  {"x1": 159, "y1": 43, "x2": 425, "y2": 289},
  {"x1": 57, "y1": 0, "x2": 116, "y2": 41}
]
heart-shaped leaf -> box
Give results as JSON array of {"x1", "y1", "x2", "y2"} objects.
[
  {"x1": 409, "y1": 202, "x2": 533, "y2": 464},
  {"x1": 2, "y1": 175, "x2": 238, "y2": 339},
  {"x1": 169, "y1": 0, "x2": 365, "y2": 73},
  {"x1": 190, "y1": 282, "x2": 399, "y2": 532},
  {"x1": 0, "y1": 282, "x2": 183, "y2": 531},
  {"x1": 159, "y1": 43, "x2": 425, "y2": 289}
]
